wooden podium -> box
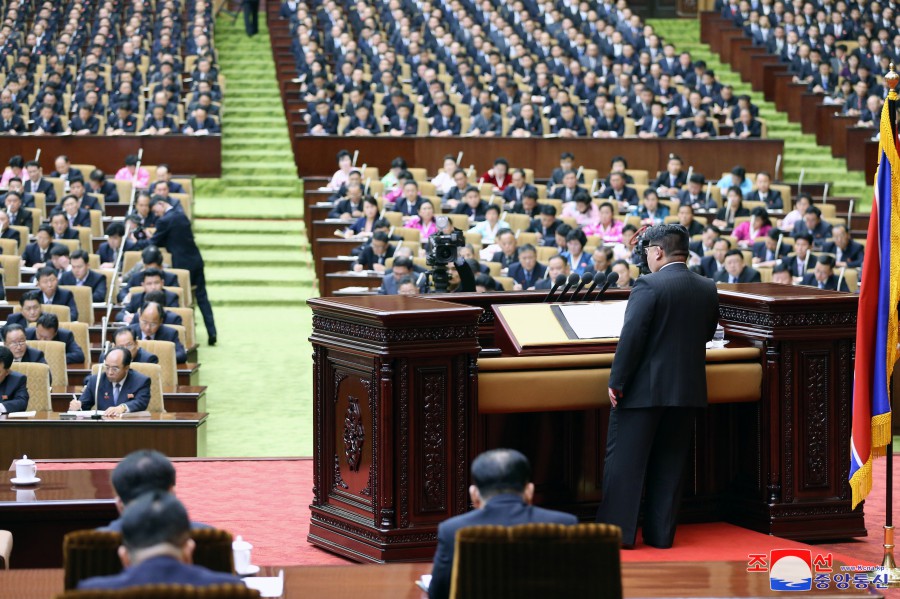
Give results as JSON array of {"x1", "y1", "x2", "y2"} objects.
[{"x1": 308, "y1": 284, "x2": 864, "y2": 563}]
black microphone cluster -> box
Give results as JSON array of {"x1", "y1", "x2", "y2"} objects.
[{"x1": 544, "y1": 271, "x2": 619, "y2": 302}]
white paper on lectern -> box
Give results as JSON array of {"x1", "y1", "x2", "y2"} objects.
[
  {"x1": 7, "y1": 411, "x2": 36, "y2": 418},
  {"x1": 557, "y1": 301, "x2": 629, "y2": 339}
]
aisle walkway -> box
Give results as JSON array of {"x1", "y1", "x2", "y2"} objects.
[{"x1": 190, "y1": 17, "x2": 316, "y2": 457}]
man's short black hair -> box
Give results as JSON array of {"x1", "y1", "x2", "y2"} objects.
[
  {"x1": 818, "y1": 254, "x2": 836, "y2": 268},
  {"x1": 643, "y1": 224, "x2": 690, "y2": 257},
  {"x1": 392, "y1": 256, "x2": 413, "y2": 270},
  {"x1": 50, "y1": 245, "x2": 70, "y2": 258},
  {"x1": 115, "y1": 327, "x2": 137, "y2": 343},
  {"x1": 539, "y1": 204, "x2": 557, "y2": 216},
  {"x1": 768, "y1": 228, "x2": 784, "y2": 241},
  {"x1": 372, "y1": 231, "x2": 389, "y2": 243},
  {"x1": 105, "y1": 222, "x2": 125, "y2": 237},
  {"x1": 794, "y1": 232, "x2": 814, "y2": 245},
  {"x1": 805, "y1": 205, "x2": 822, "y2": 218},
  {"x1": 21, "y1": 290, "x2": 41, "y2": 304},
  {"x1": 725, "y1": 249, "x2": 745, "y2": 261},
  {"x1": 111, "y1": 450, "x2": 176, "y2": 505},
  {"x1": 36, "y1": 312, "x2": 59, "y2": 331},
  {"x1": 120, "y1": 491, "x2": 190, "y2": 551},
  {"x1": 2, "y1": 323, "x2": 24, "y2": 342},
  {"x1": 142, "y1": 267, "x2": 163, "y2": 281},
  {"x1": 0, "y1": 346, "x2": 12, "y2": 369},
  {"x1": 471, "y1": 448, "x2": 532, "y2": 499},
  {"x1": 560, "y1": 152, "x2": 574, "y2": 160},
  {"x1": 772, "y1": 263, "x2": 790, "y2": 275},
  {"x1": 142, "y1": 247, "x2": 163, "y2": 265},
  {"x1": 90, "y1": 169, "x2": 107, "y2": 182},
  {"x1": 36, "y1": 265, "x2": 58, "y2": 280}
]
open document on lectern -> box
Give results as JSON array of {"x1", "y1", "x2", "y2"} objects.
[{"x1": 553, "y1": 302, "x2": 629, "y2": 340}]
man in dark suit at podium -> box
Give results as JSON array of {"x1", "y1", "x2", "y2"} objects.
[
  {"x1": 428, "y1": 449, "x2": 577, "y2": 599},
  {"x1": 598, "y1": 224, "x2": 719, "y2": 548}
]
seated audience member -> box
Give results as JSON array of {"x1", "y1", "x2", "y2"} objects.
[
  {"x1": 406, "y1": 200, "x2": 439, "y2": 239},
  {"x1": 781, "y1": 233, "x2": 815, "y2": 278},
  {"x1": 430, "y1": 102, "x2": 461, "y2": 136},
  {"x1": 690, "y1": 225, "x2": 720, "y2": 260},
  {"x1": 431, "y1": 156, "x2": 461, "y2": 195},
  {"x1": 587, "y1": 247, "x2": 614, "y2": 278},
  {"x1": 3, "y1": 324, "x2": 46, "y2": 365},
  {"x1": 551, "y1": 170, "x2": 585, "y2": 202},
  {"x1": 470, "y1": 205, "x2": 509, "y2": 244},
  {"x1": 120, "y1": 247, "x2": 180, "y2": 299},
  {"x1": 491, "y1": 230, "x2": 520, "y2": 269},
  {"x1": 428, "y1": 449, "x2": 576, "y2": 599},
  {"x1": 653, "y1": 155, "x2": 688, "y2": 197},
  {"x1": 396, "y1": 277, "x2": 419, "y2": 296},
  {"x1": 593, "y1": 102, "x2": 625, "y2": 138},
  {"x1": 771, "y1": 263, "x2": 795, "y2": 285},
  {"x1": 752, "y1": 228, "x2": 792, "y2": 267},
  {"x1": 379, "y1": 257, "x2": 418, "y2": 295},
  {"x1": 70, "y1": 345, "x2": 150, "y2": 415},
  {"x1": 458, "y1": 247, "x2": 489, "y2": 274},
  {"x1": 27, "y1": 312, "x2": 84, "y2": 364},
  {"x1": 328, "y1": 183, "x2": 364, "y2": 221},
  {"x1": 713, "y1": 187, "x2": 750, "y2": 229},
  {"x1": 154, "y1": 166, "x2": 185, "y2": 195},
  {"x1": 59, "y1": 194, "x2": 92, "y2": 228},
  {"x1": 0, "y1": 211, "x2": 20, "y2": 244},
  {"x1": 552, "y1": 224, "x2": 572, "y2": 255},
  {"x1": 107, "y1": 105, "x2": 139, "y2": 135},
  {"x1": 534, "y1": 254, "x2": 570, "y2": 290},
  {"x1": 182, "y1": 107, "x2": 219, "y2": 135},
  {"x1": 349, "y1": 197, "x2": 380, "y2": 236},
  {"x1": 77, "y1": 491, "x2": 242, "y2": 590},
  {"x1": 501, "y1": 170, "x2": 536, "y2": 207},
  {"x1": 527, "y1": 204, "x2": 561, "y2": 246},
  {"x1": 68, "y1": 178, "x2": 102, "y2": 211},
  {"x1": 480, "y1": 158, "x2": 512, "y2": 192},
  {"x1": 779, "y1": 193, "x2": 811, "y2": 232},
  {"x1": 730, "y1": 108, "x2": 762, "y2": 138},
  {"x1": 791, "y1": 206, "x2": 832, "y2": 249},
  {"x1": 344, "y1": 104, "x2": 380, "y2": 136},
  {"x1": 600, "y1": 172, "x2": 638, "y2": 209},
  {"x1": 716, "y1": 249, "x2": 762, "y2": 283},
  {"x1": 678, "y1": 175, "x2": 716, "y2": 210},
  {"x1": 677, "y1": 204, "x2": 705, "y2": 237},
  {"x1": 701, "y1": 238, "x2": 731, "y2": 279},
  {"x1": 391, "y1": 180, "x2": 425, "y2": 219},
  {"x1": 678, "y1": 110, "x2": 716, "y2": 138},
  {"x1": 354, "y1": 231, "x2": 394, "y2": 272},
  {"x1": 122, "y1": 268, "x2": 180, "y2": 320},
  {"x1": 733, "y1": 207, "x2": 772, "y2": 247},
  {"x1": 5, "y1": 192, "x2": 33, "y2": 230},
  {"x1": 0, "y1": 346, "x2": 28, "y2": 413},
  {"x1": 59, "y1": 250, "x2": 107, "y2": 302},
  {"x1": 127, "y1": 302, "x2": 187, "y2": 363},
  {"x1": 36, "y1": 266, "x2": 78, "y2": 320},
  {"x1": 115, "y1": 327, "x2": 159, "y2": 364},
  {"x1": 452, "y1": 187, "x2": 489, "y2": 222},
  {"x1": 637, "y1": 102, "x2": 672, "y2": 138},
  {"x1": 551, "y1": 102, "x2": 587, "y2": 137},
  {"x1": 388, "y1": 102, "x2": 418, "y2": 137},
  {"x1": 443, "y1": 169, "x2": 472, "y2": 209},
  {"x1": 508, "y1": 244, "x2": 547, "y2": 290},
  {"x1": 141, "y1": 291, "x2": 184, "y2": 327},
  {"x1": 98, "y1": 222, "x2": 133, "y2": 267},
  {"x1": 584, "y1": 202, "x2": 623, "y2": 242},
  {"x1": 116, "y1": 155, "x2": 151, "y2": 189},
  {"x1": 381, "y1": 158, "x2": 408, "y2": 191},
  {"x1": 611, "y1": 260, "x2": 635, "y2": 288},
  {"x1": 4, "y1": 177, "x2": 35, "y2": 208},
  {"x1": 7, "y1": 290, "x2": 43, "y2": 327},
  {"x1": 796, "y1": 251, "x2": 850, "y2": 290},
  {"x1": 142, "y1": 104, "x2": 179, "y2": 135},
  {"x1": 327, "y1": 151, "x2": 354, "y2": 192},
  {"x1": 822, "y1": 225, "x2": 864, "y2": 268},
  {"x1": 561, "y1": 229, "x2": 592, "y2": 276},
  {"x1": 48, "y1": 245, "x2": 72, "y2": 278},
  {"x1": 562, "y1": 193, "x2": 601, "y2": 228},
  {"x1": 551, "y1": 155, "x2": 579, "y2": 187},
  {"x1": 0, "y1": 103, "x2": 25, "y2": 134},
  {"x1": 746, "y1": 172, "x2": 782, "y2": 210},
  {"x1": 67, "y1": 104, "x2": 100, "y2": 135},
  {"x1": 32, "y1": 103, "x2": 63, "y2": 134},
  {"x1": 507, "y1": 103, "x2": 543, "y2": 137},
  {"x1": 512, "y1": 189, "x2": 540, "y2": 218},
  {"x1": 468, "y1": 102, "x2": 502, "y2": 136},
  {"x1": 631, "y1": 190, "x2": 670, "y2": 226},
  {"x1": 717, "y1": 166, "x2": 752, "y2": 196},
  {"x1": 307, "y1": 100, "x2": 339, "y2": 135}
]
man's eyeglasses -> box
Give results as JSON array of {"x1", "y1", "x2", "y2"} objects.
[{"x1": 644, "y1": 244, "x2": 661, "y2": 255}]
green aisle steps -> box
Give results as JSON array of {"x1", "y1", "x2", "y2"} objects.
[
  {"x1": 190, "y1": 16, "x2": 316, "y2": 457},
  {"x1": 650, "y1": 19, "x2": 871, "y2": 206}
]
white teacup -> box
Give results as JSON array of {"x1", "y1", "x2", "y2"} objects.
[
  {"x1": 232, "y1": 536, "x2": 253, "y2": 573},
  {"x1": 15, "y1": 455, "x2": 37, "y2": 481}
]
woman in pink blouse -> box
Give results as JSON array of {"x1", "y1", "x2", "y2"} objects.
[
  {"x1": 561, "y1": 193, "x2": 601, "y2": 228},
  {"x1": 584, "y1": 202, "x2": 624, "y2": 243},
  {"x1": 733, "y1": 206, "x2": 772, "y2": 247},
  {"x1": 405, "y1": 200, "x2": 439, "y2": 240}
]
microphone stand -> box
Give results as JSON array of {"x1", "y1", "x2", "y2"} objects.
[{"x1": 90, "y1": 360, "x2": 106, "y2": 420}]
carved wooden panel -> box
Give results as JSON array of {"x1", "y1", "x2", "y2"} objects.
[
  {"x1": 799, "y1": 352, "x2": 830, "y2": 490},
  {"x1": 416, "y1": 367, "x2": 447, "y2": 513}
]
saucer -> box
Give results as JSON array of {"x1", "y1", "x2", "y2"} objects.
[
  {"x1": 237, "y1": 564, "x2": 260, "y2": 576},
  {"x1": 10, "y1": 477, "x2": 40, "y2": 485}
]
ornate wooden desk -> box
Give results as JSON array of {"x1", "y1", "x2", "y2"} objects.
[{"x1": 308, "y1": 285, "x2": 863, "y2": 562}]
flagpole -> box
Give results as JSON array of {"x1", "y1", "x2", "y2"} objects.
[{"x1": 877, "y1": 63, "x2": 900, "y2": 587}]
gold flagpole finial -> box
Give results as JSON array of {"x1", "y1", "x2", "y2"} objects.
[{"x1": 887, "y1": 63, "x2": 899, "y2": 94}]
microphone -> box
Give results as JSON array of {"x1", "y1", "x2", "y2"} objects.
[
  {"x1": 554, "y1": 273, "x2": 580, "y2": 302},
  {"x1": 595, "y1": 271, "x2": 619, "y2": 301},
  {"x1": 544, "y1": 274, "x2": 567, "y2": 302},
  {"x1": 568, "y1": 272, "x2": 594, "y2": 301},
  {"x1": 578, "y1": 272, "x2": 607, "y2": 301}
]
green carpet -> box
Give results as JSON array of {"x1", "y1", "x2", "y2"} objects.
[
  {"x1": 651, "y1": 19, "x2": 871, "y2": 207},
  {"x1": 190, "y1": 17, "x2": 317, "y2": 457}
]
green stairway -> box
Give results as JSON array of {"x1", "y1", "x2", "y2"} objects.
[
  {"x1": 189, "y1": 17, "x2": 317, "y2": 457},
  {"x1": 650, "y1": 19, "x2": 870, "y2": 205}
]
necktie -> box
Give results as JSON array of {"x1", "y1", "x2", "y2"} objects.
[
  {"x1": 145, "y1": 334, "x2": 153, "y2": 341},
  {"x1": 818, "y1": 281, "x2": 824, "y2": 289},
  {"x1": 730, "y1": 276, "x2": 737, "y2": 284},
  {"x1": 113, "y1": 383, "x2": 121, "y2": 405}
]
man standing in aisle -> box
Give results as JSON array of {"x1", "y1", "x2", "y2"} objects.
[
  {"x1": 243, "y1": 0, "x2": 260, "y2": 36},
  {"x1": 131, "y1": 197, "x2": 217, "y2": 346},
  {"x1": 597, "y1": 224, "x2": 719, "y2": 548}
]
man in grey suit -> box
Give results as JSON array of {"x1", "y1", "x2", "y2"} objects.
[{"x1": 597, "y1": 224, "x2": 719, "y2": 548}]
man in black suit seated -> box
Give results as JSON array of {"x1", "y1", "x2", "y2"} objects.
[
  {"x1": 551, "y1": 102, "x2": 587, "y2": 137},
  {"x1": 69, "y1": 347, "x2": 151, "y2": 416},
  {"x1": 442, "y1": 169, "x2": 471, "y2": 209},
  {"x1": 59, "y1": 250, "x2": 107, "y2": 302},
  {"x1": 119, "y1": 247, "x2": 180, "y2": 301},
  {"x1": 114, "y1": 327, "x2": 159, "y2": 364},
  {"x1": 745, "y1": 171, "x2": 782, "y2": 210},
  {"x1": 468, "y1": 102, "x2": 502, "y2": 136},
  {"x1": 50, "y1": 211, "x2": 80, "y2": 241},
  {"x1": 59, "y1": 194, "x2": 92, "y2": 228},
  {"x1": 7, "y1": 291, "x2": 43, "y2": 328},
  {"x1": 328, "y1": 182, "x2": 365, "y2": 221},
  {"x1": 599, "y1": 172, "x2": 639, "y2": 209},
  {"x1": 127, "y1": 302, "x2": 187, "y2": 363},
  {"x1": 0, "y1": 347, "x2": 29, "y2": 414},
  {"x1": 141, "y1": 291, "x2": 183, "y2": 327},
  {"x1": 32, "y1": 103, "x2": 63, "y2": 134},
  {"x1": 307, "y1": 100, "x2": 339, "y2": 135},
  {"x1": 801, "y1": 255, "x2": 850, "y2": 291},
  {"x1": 77, "y1": 491, "x2": 243, "y2": 590},
  {"x1": 592, "y1": 102, "x2": 625, "y2": 138},
  {"x1": 821, "y1": 225, "x2": 864, "y2": 268},
  {"x1": 354, "y1": 231, "x2": 395, "y2": 272},
  {"x1": 527, "y1": 204, "x2": 561, "y2": 246},
  {"x1": 730, "y1": 108, "x2": 762, "y2": 138},
  {"x1": 3, "y1": 324, "x2": 46, "y2": 365},
  {"x1": 550, "y1": 170, "x2": 585, "y2": 202},
  {"x1": 388, "y1": 102, "x2": 418, "y2": 136},
  {"x1": 791, "y1": 205, "x2": 833, "y2": 249},
  {"x1": 0, "y1": 103, "x2": 25, "y2": 133},
  {"x1": 751, "y1": 228, "x2": 792, "y2": 267},
  {"x1": 781, "y1": 233, "x2": 815, "y2": 278},
  {"x1": 550, "y1": 153, "x2": 579, "y2": 186},
  {"x1": 678, "y1": 175, "x2": 716, "y2": 210},
  {"x1": 700, "y1": 237, "x2": 731, "y2": 279},
  {"x1": 507, "y1": 244, "x2": 546, "y2": 290},
  {"x1": 391, "y1": 180, "x2": 425, "y2": 218},
  {"x1": 652, "y1": 154, "x2": 688, "y2": 196},
  {"x1": 689, "y1": 224, "x2": 720, "y2": 259},
  {"x1": 89, "y1": 169, "x2": 120, "y2": 204},
  {"x1": 428, "y1": 449, "x2": 577, "y2": 599},
  {"x1": 451, "y1": 187, "x2": 489, "y2": 222},
  {"x1": 0, "y1": 211, "x2": 19, "y2": 245},
  {"x1": 534, "y1": 254, "x2": 570, "y2": 290},
  {"x1": 2, "y1": 177, "x2": 36, "y2": 208},
  {"x1": 676, "y1": 205, "x2": 705, "y2": 236},
  {"x1": 4, "y1": 191, "x2": 33, "y2": 231},
  {"x1": 491, "y1": 230, "x2": 520, "y2": 269},
  {"x1": 430, "y1": 102, "x2": 461, "y2": 136},
  {"x1": 121, "y1": 268, "x2": 180, "y2": 321},
  {"x1": 501, "y1": 170, "x2": 536, "y2": 207},
  {"x1": 507, "y1": 103, "x2": 543, "y2": 137},
  {"x1": 27, "y1": 312, "x2": 84, "y2": 364},
  {"x1": 715, "y1": 249, "x2": 762, "y2": 283},
  {"x1": 36, "y1": 266, "x2": 78, "y2": 321},
  {"x1": 598, "y1": 224, "x2": 719, "y2": 549}
]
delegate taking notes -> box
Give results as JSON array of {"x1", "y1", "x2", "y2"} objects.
[{"x1": 558, "y1": 302, "x2": 629, "y2": 340}]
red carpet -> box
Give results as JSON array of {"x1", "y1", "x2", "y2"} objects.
[{"x1": 39, "y1": 458, "x2": 894, "y2": 568}]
